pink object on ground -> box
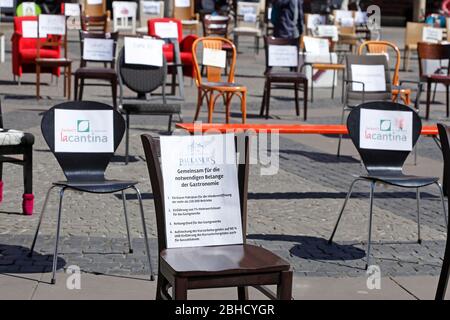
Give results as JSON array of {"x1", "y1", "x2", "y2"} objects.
[
  {"x1": 0, "y1": 181, "x2": 3, "y2": 203},
  {"x1": 22, "y1": 193, "x2": 34, "y2": 215}
]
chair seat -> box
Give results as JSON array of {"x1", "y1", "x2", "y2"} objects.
[
  {"x1": 161, "y1": 244, "x2": 290, "y2": 277},
  {"x1": 202, "y1": 82, "x2": 246, "y2": 91},
  {"x1": 74, "y1": 67, "x2": 117, "y2": 80},
  {"x1": 361, "y1": 173, "x2": 439, "y2": 188},
  {"x1": 422, "y1": 74, "x2": 450, "y2": 83},
  {"x1": 122, "y1": 103, "x2": 181, "y2": 115},
  {"x1": 233, "y1": 27, "x2": 261, "y2": 36},
  {"x1": 312, "y1": 63, "x2": 345, "y2": 70},
  {"x1": 266, "y1": 71, "x2": 307, "y2": 82},
  {"x1": 181, "y1": 20, "x2": 199, "y2": 25},
  {"x1": 0, "y1": 129, "x2": 32, "y2": 146},
  {"x1": 35, "y1": 58, "x2": 72, "y2": 67},
  {"x1": 53, "y1": 179, "x2": 138, "y2": 193}
]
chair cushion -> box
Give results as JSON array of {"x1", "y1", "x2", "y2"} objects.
[
  {"x1": 426, "y1": 74, "x2": 450, "y2": 82},
  {"x1": 122, "y1": 103, "x2": 181, "y2": 114},
  {"x1": 161, "y1": 244, "x2": 290, "y2": 277},
  {"x1": 0, "y1": 129, "x2": 34, "y2": 146},
  {"x1": 74, "y1": 67, "x2": 117, "y2": 80},
  {"x1": 20, "y1": 48, "x2": 60, "y2": 61},
  {"x1": 163, "y1": 51, "x2": 194, "y2": 66},
  {"x1": 361, "y1": 173, "x2": 439, "y2": 188},
  {"x1": 266, "y1": 71, "x2": 307, "y2": 82},
  {"x1": 53, "y1": 180, "x2": 138, "y2": 193}
]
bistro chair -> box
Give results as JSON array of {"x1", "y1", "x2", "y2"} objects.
[
  {"x1": 260, "y1": 36, "x2": 308, "y2": 120},
  {"x1": 232, "y1": 1, "x2": 262, "y2": 55},
  {"x1": 28, "y1": 101, "x2": 154, "y2": 284},
  {"x1": 74, "y1": 31, "x2": 119, "y2": 109},
  {"x1": 0, "y1": 99, "x2": 34, "y2": 215},
  {"x1": 329, "y1": 101, "x2": 447, "y2": 269},
  {"x1": 137, "y1": 1, "x2": 164, "y2": 34},
  {"x1": 141, "y1": 134, "x2": 292, "y2": 300},
  {"x1": 436, "y1": 123, "x2": 450, "y2": 300},
  {"x1": 192, "y1": 37, "x2": 247, "y2": 123},
  {"x1": 173, "y1": 0, "x2": 199, "y2": 34},
  {"x1": 117, "y1": 47, "x2": 182, "y2": 164},
  {"x1": 202, "y1": 14, "x2": 233, "y2": 73},
  {"x1": 417, "y1": 42, "x2": 450, "y2": 120}
]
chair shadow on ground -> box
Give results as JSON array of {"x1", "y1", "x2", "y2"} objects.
[
  {"x1": 0, "y1": 243, "x2": 66, "y2": 274},
  {"x1": 247, "y1": 234, "x2": 366, "y2": 261}
]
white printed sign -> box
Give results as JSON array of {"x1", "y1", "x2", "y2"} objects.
[
  {"x1": 316, "y1": 25, "x2": 338, "y2": 41},
  {"x1": 0, "y1": 0, "x2": 14, "y2": 8},
  {"x1": 203, "y1": 48, "x2": 226, "y2": 68},
  {"x1": 83, "y1": 38, "x2": 114, "y2": 61},
  {"x1": 87, "y1": 0, "x2": 103, "y2": 4},
  {"x1": 239, "y1": 5, "x2": 256, "y2": 15},
  {"x1": 160, "y1": 134, "x2": 243, "y2": 248},
  {"x1": 355, "y1": 11, "x2": 368, "y2": 25},
  {"x1": 22, "y1": 2, "x2": 36, "y2": 16},
  {"x1": 359, "y1": 109, "x2": 413, "y2": 151},
  {"x1": 142, "y1": 1, "x2": 160, "y2": 15},
  {"x1": 422, "y1": 27, "x2": 444, "y2": 43},
  {"x1": 307, "y1": 14, "x2": 326, "y2": 29},
  {"x1": 351, "y1": 64, "x2": 386, "y2": 92},
  {"x1": 22, "y1": 20, "x2": 38, "y2": 38},
  {"x1": 303, "y1": 37, "x2": 329, "y2": 54},
  {"x1": 39, "y1": 14, "x2": 66, "y2": 37},
  {"x1": 243, "y1": 13, "x2": 257, "y2": 23},
  {"x1": 54, "y1": 109, "x2": 114, "y2": 153},
  {"x1": 334, "y1": 10, "x2": 353, "y2": 24},
  {"x1": 154, "y1": 22, "x2": 178, "y2": 38},
  {"x1": 64, "y1": 3, "x2": 80, "y2": 16},
  {"x1": 124, "y1": 37, "x2": 163, "y2": 67},
  {"x1": 268, "y1": 45, "x2": 298, "y2": 67},
  {"x1": 175, "y1": 0, "x2": 190, "y2": 7},
  {"x1": 114, "y1": 2, "x2": 135, "y2": 18}
]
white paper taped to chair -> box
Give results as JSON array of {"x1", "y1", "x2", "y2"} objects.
[
  {"x1": 203, "y1": 48, "x2": 227, "y2": 68},
  {"x1": 54, "y1": 109, "x2": 114, "y2": 153},
  {"x1": 307, "y1": 14, "x2": 326, "y2": 29},
  {"x1": 316, "y1": 25, "x2": 339, "y2": 41},
  {"x1": 268, "y1": 45, "x2": 298, "y2": 67},
  {"x1": 154, "y1": 21, "x2": 178, "y2": 38},
  {"x1": 142, "y1": 1, "x2": 160, "y2": 14},
  {"x1": 303, "y1": 36, "x2": 329, "y2": 54},
  {"x1": 422, "y1": 27, "x2": 444, "y2": 43},
  {"x1": 359, "y1": 109, "x2": 413, "y2": 151},
  {"x1": 83, "y1": 38, "x2": 114, "y2": 61},
  {"x1": 87, "y1": 0, "x2": 102, "y2": 5},
  {"x1": 124, "y1": 37, "x2": 163, "y2": 66},
  {"x1": 175, "y1": 0, "x2": 190, "y2": 8},
  {"x1": 39, "y1": 14, "x2": 66, "y2": 37},
  {"x1": 22, "y1": 20, "x2": 38, "y2": 38},
  {"x1": 160, "y1": 134, "x2": 243, "y2": 249},
  {"x1": 64, "y1": 3, "x2": 80, "y2": 16},
  {"x1": 113, "y1": 2, "x2": 135, "y2": 18},
  {"x1": 0, "y1": 0, "x2": 14, "y2": 8},
  {"x1": 351, "y1": 64, "x2": 386, "y2": 92}
]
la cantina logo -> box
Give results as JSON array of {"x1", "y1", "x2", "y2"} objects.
[
  {"x1": 59, "y1": 119, "x2": 109, "y2": 144},
  {"x1": 364, "y1": 118, "x2": 408, "y2": 143}
]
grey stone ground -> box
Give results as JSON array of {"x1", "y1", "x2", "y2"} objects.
[{"x1": 0, "y1": 23, "x2": 450, "y2": 290}]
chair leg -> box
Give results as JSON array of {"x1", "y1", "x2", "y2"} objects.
[
  {"x1": 74, "y1": 75, "x2": 79, "y2": 101},
  {"x1": 36, "y1": 64, "x2": 40, "y2": 100},
  {"x1": 241, "y1": 92, "x2": 247, "y2": 124},
  {"x1": 125, "y1": 113, "x2": 130, "y2": 165},
  {"x1": 331, "y1": 70, "x2": 336, "y2": 99},
  {"x1": 29, "y1": 186, "x2": 57, "y2": 257},
  {"x1": 294, "y1": 82, "x2": 299, "y2": 117},
  {"x1": 51, "y1": 187, "x2": 66, "y2": 285},
  {"x1": 23, "y1": 144, "x2": 33, "y2": 195},
  {"x1": 328, "y1": 178, "x2": 362, "y2": 243},
  {"x1": 168, "y1": 114, "x2": 173, "y2": 133},
  {"x1": 436, "y1": 182, "x2": 448, "y2": 227},
  {"x1": 277, "y1": 270, "x2": 293, "y2": 300},
  {"x1": 156, "y1": 273, "x2": 171, "y2": 300},
  {"x1": 111, "y1": 78, "x2": 118, "y2": 109},
  {"x1": 337, "y1": 106, "x2": 346, "y2": 157},
  {"x1": 79, "y1": 79, "x2": 85, "y2": 101},
  {"x1": 67, "y1": 64, "x2": 72, "y2": 100},
  {"x1": 433, "y1": 83, "x2": 438, "y2": 103},
  {"x1": 208, "y1": 91, "x2": 215, "y2": 123},
  {"x1": 447, "y1": 85, "x2": 449, "y2": 118},
  {"x1": 121, "y1": 190, "x2": 133, "y2": 254},
  {"x1": 237, "y1": 286, "x2": 248, "y2": 300},
  {"x1": 365, "y1": 181, "x2": 376, "y2": 270},
  {"x1": 265, "y1": 83, "x2": 271, "y2": 119},
  {"x1": 304, "y1": 80, "x2": 308, "y2": 121},
  {"x1": 173, "y1": 277, "x2": 188, "y2": 300},
  {"x1": 310, "y1": 68, "x2": 314, "y2": 102},
  {"x1": 194, "y1": 88, "x2": 203, "y2": 121},
  {"x1": 426, "y1": 81, "x2": 432, "y2": 120},
  {"x1": 416, "y1": 188, "x2": 422, "y2": 244},
  {"x1": 132, "y1": 186, "x2": 155, "y2": 281},
  {"x1": 260, "y1": 80, "x2": 267, "y2": 117}
]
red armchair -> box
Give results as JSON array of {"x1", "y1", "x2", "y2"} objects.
[
  {"x1": 148, "y1": 18, "x2": 197, "y2": 79},
  {"x1": 12, "y1": 16, "x2": 61, "y2": 83}
]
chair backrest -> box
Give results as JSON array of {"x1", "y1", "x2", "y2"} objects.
[
  {"x1": 202, "y1": 14, "x2": 230, "y2": 37},
  {"x1": 358, "y1": 40, "x2": 401, "y2": 86},
  {"x1": 264, "y1": 36, "x2": 299, "y2": 72},
  {"x1": 148, "y1": 17, "x2": 183, "y2": 41},
  {"x1": 235, "y1": 2, "x2": 260, "y2": 29},
  {"x1": 139, "y1": 1, "x2": 164, "y2": 28},
  {"x1": 16, "y1": 2, "x2": 41, "y2": 17},
  {"x1": 81, "y1": 14, "x2": 108, "y2": 32},
  {"x1": 79, "y1": 31, "x2": 118, "y2": 67},
  {"x1": 192, "y1": 36, "x2": 237, "y2": 85},
  {"x1": 84, "y1": 0, "x2": 106, "y2": 16},
  {"x1": 417, "y1": 42, "x2": 450, "y2": 78},
  {"x1": 41, "y1": 101, "x2": 125, "y2": 182},
  {"x1": 112, "y1": 1, "x2": 137, "y2": 33},
  {"x1": 117, "y1": 46, "x2": 167, "y2": 97},
  {"x1": 345, "y1": 54, "x2": 392, "y2": 103},
  {"x1": 140, "y1": 134, "x2": 249, "y2": 252},
  {"x1": 347, "y1": 101, "x2": 422, "y2": 174},
  {"x1": 173, "y1": 0, "x2": 195, "y2": 20},
  {"x1": 438, "y1": 123, "x2": 450, "y2": 196},
  {"x1": 36, "y1": 14, "x2": 67, "y2": 59},
  {"x1": 405, "y1": 22, "x2": 425, "y2": 47}
]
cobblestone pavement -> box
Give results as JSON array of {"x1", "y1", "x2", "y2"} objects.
[{"x1": 1, "y1": 24, "x2": 450, "y2": 279}]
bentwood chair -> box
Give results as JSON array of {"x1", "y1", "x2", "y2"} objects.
[
  {"x1": 417, "y1": 42, "x2": 450, "y2": 120},
  {"x1": 329, "y1": 101, "x2": 447, "y2": 269},
  {"x1": 260, "y1": 36, "x2": 308, "y2": 120},
  {"x1": 29, "y1": 101, "x2": 154, "y2": 284},
  {"x1": 117, "y1": 47, "x2": 182, "y2": 164},
  {"x1": 0, "y1": 99, "x2": 34, "y2": 215},
  {"x1": 192, "y1": 37, "x2": 247, "y2": 123},
  {"x1": 436, "y1": 123, "x2": 450, "y2": 300},
  {"x1": 141, "y1": 134, "x2": 292, "y2": 300}
]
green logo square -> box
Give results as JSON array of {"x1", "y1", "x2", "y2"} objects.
[
  {"x1": 77, "y1": 120, "x2": 90, "y2": 133},
  {"x1": 380, "y1": 120, "x2": 391, "y2": 132}
]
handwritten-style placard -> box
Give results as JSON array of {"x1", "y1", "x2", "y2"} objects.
[
  {"x1": 175, "y1": 0, "x2": 190, "y2": 7},
  {"x1": 64, "y1": 3, "x2": 80, "y2": 16},
  {"x1": 334, "y1": 10, "x2": 353, "y2": 24},
  {"x1": 422, "y1": 27, "x2": 444, "y2": 43},
  {"x1": 154, "y1": 21, "x2": 178, "y2": 38},
  {"x1": 239, "y1": 5, "x2": 256, "y2": 15},
  {"x1": 316, "y1": 25, "x2": 339, "y2": 41},
  {"x1": 22, "y1": 20, "x2": 38, "y2": 38},
  {"x1": 142, "y1": 1, "x2": 160, "y2": 15},
  {"x1": 203, "y1": 48, "x2": 226, "y2": 68},
  {"x1": 114, "y1": 2, "x2": 135, "y2": 18},
  {"x1": 124, "y1": 37, "x2": 163, "y2": 67},
  {"x1": 303, "y1": 37, "x2": 329, "y2": 54},
  {"x1": 268, "y1": 45, "x2": 298, "y2": 67},
  {"x1": 359, "y1": 109, "x2": 413, "y2": 151},
  {"x1": 307, "y1": 14, "x2": 326, "y2": 29},
  {"x1": 83, "y1": 38, "x2": 114, "y2": 61},
  {"x1": 39, "y1": 14, "x2": 66, "y2": 37},
  {"x1": 160, "y1": 134, "x2": 243, "y2": 249},
  {"x1": 351, "y1": 64, "x2": 386, "y2": 92}
]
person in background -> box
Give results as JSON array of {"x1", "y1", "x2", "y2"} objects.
[{"x1": 271, "y1": 0, "x2": 304, "y2": 39}]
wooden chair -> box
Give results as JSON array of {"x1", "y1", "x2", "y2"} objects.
[
  {"x1": 36, "y1": 15, "x2": 72, "y2": 100},
  {"x1": 112, "y1": 1, "x2": 137, "y2": 34},
  {"x1": 192, "y1": 37, "x2": 247, "y2": 123},
  {"x1": 140, "y1": 134, "x2": 292, "y2": 300},
  {"x1": 404, "y1": 22, "x2": 425, "y2": 71},
  {"x1": 81, "y1": 14, "x2": 108, "y2": 32},
  {"x1": 260, "y1": 36, "x2": 308, "y2": 120},
  {"x1": 82, "y1": 0, "x2": 111, "y2": 31},
  {"x1": 232, "y1": 1, "x2": 262, "y2": 55},
  {"x1": 417, "y1": 42, "x2": 450, "y2": 120},
  {"x1": 137, "y1": 0, "x2": 164, "y2": 34},
  {"x1": 173, "y1": 0, "x2": 199, "y2": 34}
]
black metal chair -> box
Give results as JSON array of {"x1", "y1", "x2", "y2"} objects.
[
  {"x1": 436, "y1": 123, "x2": 450, "y2": 300},
  {"x1": 117, "y1": 47, "x2": 182, "y2": 165},
  {"x1": 28, "y1": 101, "x2": 154, "y2": 284},
  {"x1": 329, "y1": 101, "x2": 447, "y2": 269},
  {"x1": 0, "y1": 98, "x2": 34, "y2": 215}
]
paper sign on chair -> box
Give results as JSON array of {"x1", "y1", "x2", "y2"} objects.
[
  {"x1": 22, "y1": 20, "x2": 38, "y2": 38},
  {"x1": 351, "y1": 64, "x2": 386, "y2": 92},
  {"x1": 64, "y1": 3, "x2": 81, "y2": 16},
  {"x1": 154, "y1": 22, "x2": 178, "y2": 39},
  {"x1": 175, "y1": 0, "x2": 190, "y2": 8},
  {"x1": 83, "y1": 38, "x2": 114, "y2": 61},
  {"x1": 268, "y1": 45, "x2": 298, "y2": 67},
  {"x1": 203, "y1": 48, "x2": 227, "y2": 68},
  {"x1": 143, "y1": 1, "x2": 160, "y2": 15},
  {"x1": 124, "y1": 37, "x2": 164, "y2": 67},
  {"x1": 39, "y1": 14, "x2": 66, "y2": 37}
]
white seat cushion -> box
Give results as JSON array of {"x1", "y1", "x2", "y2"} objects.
[{"x1": 0, "y1": 129, "x2": 25, "y2": 146}]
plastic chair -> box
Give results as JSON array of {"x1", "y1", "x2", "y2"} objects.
[
  {"x1": 141, "y1": 134, "x2": 292, "y2": 300},
  {"x1": 117, "y1": 47, "x2": 182, "y2": 164},
  {"x1": 137, "y1": 1, "x2": 164, "y2": 34},
  {"x1": 29, "y1": 101, "x2": 155, "y2": 284},
  {"x1": 112, "y1": 1, "x2": 137, "y2": 34},
  {"x1": 232, "y1": 1, "x2": 262, "y2": 54},
  {"x1": 192, "y1": 37, "x2": 247, "y2": 123},
  {"x1": 329, "y1": 101, "x2": 447, "y2": 269}
]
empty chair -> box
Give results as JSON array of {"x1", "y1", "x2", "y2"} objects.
[
  {"x1": 112, "y1": 1, "x2": 137, "y2": 34},
  {"x1": 137, "y1": 1, "x2": 164, "y2": 34},
  {"x1": 232, "y1": 1, "x2": 262, "y2": 54}
]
